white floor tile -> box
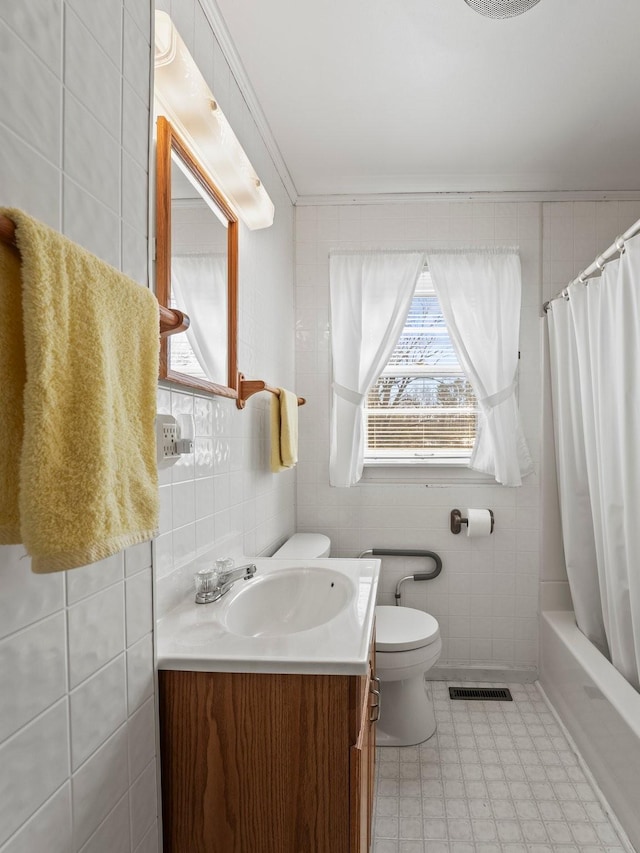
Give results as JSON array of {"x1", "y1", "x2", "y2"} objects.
[{"x1": 373, "y1": 682, "x2": 631, "y2": 852}]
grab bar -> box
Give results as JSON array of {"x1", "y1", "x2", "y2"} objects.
[{"x1": 358, "y1": 548, "x2": 443, "y2": 605}]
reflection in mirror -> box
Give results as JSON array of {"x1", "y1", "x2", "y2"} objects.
[
  {"x1": 170, "y1": 155, "x2": 228, "y2": 384},
  {"x1": 156, "y1": 116, "x2": 238, "y2": 398}
]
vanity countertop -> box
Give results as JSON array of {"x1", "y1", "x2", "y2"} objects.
[{"x1": 156, "y1": 557, "x2": 380, "y2": 676}]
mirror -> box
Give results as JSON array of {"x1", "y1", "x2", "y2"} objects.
[{"x1": 156, "y1": 116, "x2": 238, "y2": 397}]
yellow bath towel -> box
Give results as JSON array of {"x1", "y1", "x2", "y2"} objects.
[
  {"x1": 0, "y1": 208, "x2": 159, "y2": 573},
  {"x1": 270, "y1": 389, "x2": 298, "y2": 473}
]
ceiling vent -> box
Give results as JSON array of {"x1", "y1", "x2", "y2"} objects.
[{"x1": 463, "y1": 0, "x2": 542, "y2": 18}]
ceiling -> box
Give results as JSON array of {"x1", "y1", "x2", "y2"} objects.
[{"x1": 213, "y1": 0, "x2": 640, "y2": 198}]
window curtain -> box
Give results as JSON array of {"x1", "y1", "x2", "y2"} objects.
[
  {"x1": 549, "y1": 236, "x2": 640, "y2": 690},
  {"x1": 329, "y1": 251, "x2": 425, "y2": 487},
  {"x1": 547, "y1": 292, "x2": 609, "y2": 657},
  {"x1": 426, "y1": 248, "x2": 532, "y2": 487},
  {"x1": 171, "y1": 253, "x2": 228, "y2": 383}
]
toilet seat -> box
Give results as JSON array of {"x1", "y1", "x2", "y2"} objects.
[{"x1": 375, "y1": 605, "x2": 439, "y2": 652}]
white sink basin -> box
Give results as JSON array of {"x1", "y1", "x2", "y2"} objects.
[
  {"x1": 157, "y1": 557, "x2": 381, "y2": 675},
  {"x1": 224, "y1": 567, "x2": 352, "y2": 637}
]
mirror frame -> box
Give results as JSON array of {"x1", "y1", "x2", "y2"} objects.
[{"x1": 156, "y1": 115, "x2": 239, "y2": 398}]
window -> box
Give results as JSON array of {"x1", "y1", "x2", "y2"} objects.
[{"x1": 364, "y1": 270, "x2": 478, "y2": 465}]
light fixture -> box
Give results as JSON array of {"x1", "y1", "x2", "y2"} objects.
[
  {"x1": 463, "y1": 0, "x2": 542, "y2": 18},
  {"x1": 154, "y1": 11, "x2": 274, "y2": 230}
]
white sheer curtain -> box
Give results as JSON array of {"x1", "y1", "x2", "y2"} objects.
[
  {"x1": 329, "y1": 251, "x2": 425, "y2": 487},
  {"x1": 171, "y1": 254, "x2": 228, "y2": 384},
  {"x1": 426, "y1": 248, "x2": 532, "y2": 487},
  {"x1": 547, "y1": 292, "x2": 609, "y2": 657},
  {"x1": 551, "y1": 236, "x2": 640, "y2": 689}
]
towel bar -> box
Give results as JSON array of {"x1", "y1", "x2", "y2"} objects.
[
  {"x1": 0, "y1": 213, "x2": 190, "y2": 339},
  {"x1": 237, "y1": 374, "x2": 305, "y2": 409},
  {"x1": 158, "y1": 305, "x2": 190, "y2": 337}
]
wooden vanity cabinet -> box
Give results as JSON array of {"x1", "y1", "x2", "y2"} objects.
[{"x1": 159, "y1": 636, "x2": 377, "y2": 853}]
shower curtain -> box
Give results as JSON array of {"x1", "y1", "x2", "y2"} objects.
[{"x1": 547, "y1": 233, "x2": 640, "y2": 691}]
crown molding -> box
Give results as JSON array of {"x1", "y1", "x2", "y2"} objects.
[
  {"x1": 296, "y1": 189, "x2": 640, "y2": 206},
  {"x1": 199, "y1": 0, "x2": 299, "y2": 205}
]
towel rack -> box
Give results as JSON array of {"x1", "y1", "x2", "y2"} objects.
[
  {"x1": 0, "y1": 213, "x2": 190, "y2": 339},
  {"x1": 237, "y1": 374, "x2": 305, "y2": 409}
]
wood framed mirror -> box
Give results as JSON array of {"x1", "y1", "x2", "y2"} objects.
[{"x1": 156, "y1": 115, "x2": 239, "y2": 398}]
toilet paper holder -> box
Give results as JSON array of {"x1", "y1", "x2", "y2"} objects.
[{"x1": 450, "y1": 508, "x2": 494, "y2": 535}]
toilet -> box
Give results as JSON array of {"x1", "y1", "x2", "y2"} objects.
[
  {"x1": 271, "y1": 532, "x2": 331, "y2": 558},
  {"x1": 271, "y1": 534, "x2": 441, "y2": 746},
  {"x1": 375, "y1": 605, "x2": 442, "y2": 746}
]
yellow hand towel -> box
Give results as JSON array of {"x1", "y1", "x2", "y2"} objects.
[
  {"x1": 0, "y1": 208, "x2": 159, "y2": 573},
  {"x1": 270, "y1": 389, "x2": 298, "y2": 473}
]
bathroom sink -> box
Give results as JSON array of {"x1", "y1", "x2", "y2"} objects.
[
  {"x1": 223, "y1": 567, "x2": 352, "y2": 637},
  {"x1": 156, "y1": 557, "x2": 381, "y2": 675}
]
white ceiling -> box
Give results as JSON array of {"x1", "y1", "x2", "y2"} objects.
[{"x1": 213, "y1": 0, "x2": 640, "y2": 198}]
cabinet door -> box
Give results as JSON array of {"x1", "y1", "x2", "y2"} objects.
[
  {"x1": 349, "y1": 673, "x2": 371, "y2": 853},
  {"x1": 350, "y1": 640, "x2": 379, "y2": 853},
  {"x1": 160, "y1": 670, "x2": 353, "y2": 853}
]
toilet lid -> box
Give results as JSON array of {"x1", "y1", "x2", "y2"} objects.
[
  {"x1": 272, "y1": 533, "x2": 330, "y2": 559},
  {"x1": 375, "y1": 605, "x2": 440, "y2": 652}
]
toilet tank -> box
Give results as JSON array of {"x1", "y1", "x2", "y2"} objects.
[{"x1": 271, "y1": 533, "x2": 331, "y2": 559}]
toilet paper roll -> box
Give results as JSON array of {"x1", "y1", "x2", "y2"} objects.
[{"x1": 465, "y1": 508, "x2": 492, "y2": 538}]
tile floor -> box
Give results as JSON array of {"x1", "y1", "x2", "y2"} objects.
[{"x1": 373, "y1": 681, "x2": 632, "y2": 853}]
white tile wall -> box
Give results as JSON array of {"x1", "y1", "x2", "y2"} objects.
[
  {"x1": 65, "y1": 8, "x2": 122, "y2": 132},
  {"x1": 295, "y1": 198, "x2": 640, "y2": 675},
  {"x1": 0, "y1": 613, "x2": 67, "y2": 743},
  {"x1": 72, "y1": 726, "x2": 130, "y2": 849},
  {"x1": 153, "y1": 0, "x2": 297, "y2": 618},
  {"x1": 0, "y1": 21, "x2": 61, "y2": 162},
  {"x1": 70, "y1": 656, "x2": 128, "y2": 770},
  {"x1": 77, "y1": 795, "x2": 130, "y2": 853},
  {"x1": 0, "y1": 785, "x2": 73, "y2": 853},
  {"x1": 0, "y1": 701, "x2": 70, "y2": 845},
  {"x1": 0, "y1": 548, "x2": 157, "y2": 852},
  {"x1": 127, "y1": 698, "x2": 157, "y2": 782},
  {"x1": 294, "y1": 201, "x2": 544, "y2": 673},
  {"x1": 0, "y1": 3, "x2": 158, "y2": 851},
  {"x1": 67, "y1": 584, "x2": 126, "y2": 689},
  {"x1": 126, "y1": 634, "x2": 155, "y2": 717}
]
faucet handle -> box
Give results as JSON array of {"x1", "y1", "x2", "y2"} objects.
[
  {"x1": 215, "y1": 557, "x2": 234, "y2": 573},
  {"x1": 194, "y1": 568, "x2": 217, "y2": 604}
]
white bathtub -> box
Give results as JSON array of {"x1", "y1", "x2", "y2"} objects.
[{"x1": 540, "y1": 611, "x2": 640, "y2": 851}]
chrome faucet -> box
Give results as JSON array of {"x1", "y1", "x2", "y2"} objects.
[
  {"x1": 216, "y1": 562, "x2": 257, "y2": 595},
  {"x1": 194, "y1": 559, "x2": 257, "y2": 604}
]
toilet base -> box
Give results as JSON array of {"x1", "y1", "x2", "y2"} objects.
[{"x1": 376, "y1": 675, "x2": 437, "y2": 747}]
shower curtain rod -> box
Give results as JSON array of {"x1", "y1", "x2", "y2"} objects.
[{"x1": 543, "y1": 214, "x2": 640, "y2": 313}]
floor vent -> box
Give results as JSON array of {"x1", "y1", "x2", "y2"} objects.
[{"x1": 449, "y1": 687, "x2": 513, "y2": 701}]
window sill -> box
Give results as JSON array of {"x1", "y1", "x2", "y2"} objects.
[{"x1": 361, "y1": 460, "x2": 495, "y2": 486}]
